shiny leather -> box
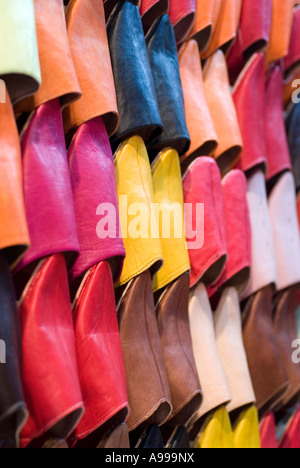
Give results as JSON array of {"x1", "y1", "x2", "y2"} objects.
[
  {"x1": 0, "y1": 252, "x2": 28, "y2": 449},
  {"x1": 242, "y1": 286, "x2": 290, "y2": 417},
  {"x1": 240, "y1": 0, "x2": 272, "y2": 60},
  {"x1": 169, "y1": 0, "x2": 196, "y2": 43},
  {"x1": 187, "y1": 0, "x2": 222, "y2": 52},
  {"x1": 233, "y1": 53, "x2": 267, "y2": 174},
  {"x1": 188, "y1": 283, "x2": 231, "y2": 440},
  {"x1": 15, "y1": 99, "x2": 79, "y2": 274},
  {"x1": 241, "y1": 170, "x2": 277, "y2": 300},
  {"x1": 203, "y1": 50, "x2": 243, "y2": 175},
  {"x1": 166, "y1": 426, "x2": 190, "y2": 448},
  {"x1": 19, "y1": 254, "x2": 84, "y2": 448},
  {"x1": 68, "y1": 117, "x2": 125, "y2": 285},
  {"x1": 284, "y1": 7, "x2": 300, "y2": 77},
  {"x1": 193, "y1": 407, "x2": 234, "y2": 449},
  {"x1": 269, "y1": 171, "x2": 300, "y2": 292},
  {"x1": 266, "y1": 0, "x2": 294, "y2": 65},
  {"x1": 279, "y1": 406, "x2": 300, "y2": 449},
  {"x1": 0, "y1": 0, "x2": 41, "y2": 104},
  {"x1": 146, "y1": 15, "x2": 190, "y2": 157},
  {"x1": 215, "y1": 288, "x2": 255, "y2": 413},
  {"x1": 179, "y1": 40, "x2": 218, "y2": 166},
  {"x1": 15, "y1": 0, "x2": 81, "y2": 114},
  {"x1": 203, "y1": 0, "x2": 242, "y2": 59},
  {"x1": 107, "y1": 0, "x2": 162, "y2": 150},
  {"x1": 0, "y1": 91, "x2": 30, "y2": 269},
  {"x1": 40, "y1": 438, "x2": 68, "y2": 449},
  {"x1": 71, "y1": 262, "x2": 129, "y2": 444},
  {"x1": 156, "y1": 273, "x2": 202, "y2": 426},
  {"x1": 273, "y1": 286, "x2": 300, "y2": 411},
  {"x1": 183, "y1": 157, "x2": 227, "y2": 289},
  {"x1": 286, "y1": 102, "x2": 300, "y2": 191},
  {"x1": 232, "y1": 406, "x2": 261, "y2": 449},
  {"x1": 137, "y1": 425, "x2": 165, "y2": 448},
  {"x1": 260, "y1": 412, "x2": 278, "y2": 449},
  {"x1": 115, "y1": 136, "x2": 163, "y2": 286},
  {"x1": 265, "y1": 66, "x2": 292, "y2": 184},
  {"x1": 103, "y1": 0, "x2": 119, "y2": 22},
  {"x1": 140, "y1": 0, "x2": 169, "y2": 33},
  {"x1": 63, "y1": 0, "x2": 119, "y2": 140},
  {"x1": 215, "y1": 170, "x2": 251, "y2": 295},
  {"x1": 151, "y1": 149, "x2": 190, "y2": 292},
  {"x1": 117, "y1": 270, "x2": 172, "y2": 432}
]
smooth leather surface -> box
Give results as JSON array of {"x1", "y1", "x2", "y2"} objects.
[
  {"x1": 194, "y1": 406, "x2": 235, "y2": 449},
  {"x1": 286, "y1": 102, "x2": 300, "y2": 192},
  {"x1": 188, "y1": 283, "x2": 231, "y2": 439},
  {"x1": 115, "y1": 136, "x2": 163, "y2": 286},
  {"x1": 203, "y1": 0, "x2": 242, "y2": 59},
  {"x1": 156, "y1": 273, "x2": 202, "y2": 426},
  {"x1": 0, "y1": 252, "x2": 28, "y2": 449},
  {"x1": 203, "y1": 50, "x2": 243, "y2": 175},
  {"x1": 166, "y1": 426, "x2": 190, "y2": 449},
  {"x1": 16, "y1": 99, "x2": 79, "y2": 273},
  {"x1": 40, "y1": 438, "x2": 68, "y2": 449},
  {"x1": 265, "y1": 66, "x2": 292, "y2": 184},
  {"x1": 266, "y1": 0, "x2": 294, "y2": 65},
  {"x1": 146, "y1": 15, "x2": 190, "y2": 157},
  {"x1": 0, "y1": 91, "x2": 30, "y2": 269},
  {"x1": 179, "y1": 40, "x2": 218, "y2": 165},
  {"x1": 137, "y1": 425, "x2": 165, "y2": 448},
  {"x1": 260, "y1": 412, "x2": 278, "y2": 449},
  {"x1": 107, "y1": 0, "x2": 162, "y2": 150},
  {"x1": 268, "y1": 171, "x2": 300, "y2": 292},
  {"x1": 240, "y1": 0, "x2": 272, "y2": 60},
  {"x1": 169, "y1": 0, "x2": 196, "y2": 43},
  {"x1": 117, "y1": 271, "x2": 172, "y2": 432},
  {"x1": 103, "y1": 0, "x2": 119, "y2": 22},
  {"x1": 187, "y1": 0, "x2": 222, "y2": 52},
  {"x1": 183, "y1": 157, "x2": 227, "y2": 289},
  {"x1": 232, "y1": 406, "x2": 261, "y2": 449},
  {"x1": 215, "y1": 288, "x2": 256, "y2": 413},
  {"x1": 241, "y1": 170, "x2": 277, "y2": 301},
  {"x1": 63, "y1": 0, "x2": 119, "y2": 139},
  {"x1": 15, "y1": 0, "x2": 81, "y2": 114},
  {"x1": 284, "y1": 7, "x2": 300, "y2": 77},
  {"x1": 71, "y1": 262, "x2": 128, "y2": 443},
  {"x1": 242, "y1": 286, "x2": 290, "y2": 417},
  {"x1": 152, "y1": 149, "x2": 190, "y2": 292},
  {"x1": 273, "y1": 286, "x2": 300, "y2": 411},
  {"x1": 68, "y1": 117, "x2": 125, "y2": 284},
  {"x1": 233, "y1": 53, "x2": 267, "y2": 174},
  {"x1": 279, "y1": 406, "x2": 300, "y2": 449},
  {"x1": 215, "y1": 170, "x2": 251, "y2": 295},
  {"x1": 19, "y1": 254, "x2": 84, "y2": 448},
  {"x1": 0, "y1": 0, "x2": 41, "y2": 104},
  {"x1": 140, "y1": 0, "x2": 169, "y2": 33}
]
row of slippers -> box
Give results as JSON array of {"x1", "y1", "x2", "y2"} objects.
[
  {"x1": 0, "y1": 0, "x2": 300, "y2": 449},
  {"x1": 1, "y1": 0, "x2": 300, "y2": 106},
  {"x1": 1, "y1": 99, "x2": 300, "y2": 448}
]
